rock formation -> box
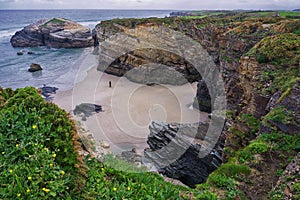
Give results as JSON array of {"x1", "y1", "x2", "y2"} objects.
[
  {"x1": 11, "y1": 18, "x2": 93, "y2": 48},
  {"x1": 28, "y1": 63, "x2": 42, "y2": 72},
  {"x1": 73, "y1": 103, "x2": 103, "y2": 121},
  {"x1": 144, "y1": 121, "x2": 224, "y2": 188}
]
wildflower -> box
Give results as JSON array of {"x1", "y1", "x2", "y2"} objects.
[
  {"x1": 17, "y1": 193, "x2": 21, "y2": 197},
  {"x1": 26, "y1": 189, "x2": 30, "y2": 193},
  {"x1": 101, "y1": 168, "x2": 104, "y2": 171},
  {"x1": 42, "y1": 188, "x2": 50, "y2": 193},
  {"x1": 52, "y1": 153, "x2": 56, "y2": 158},
  {"x1": 28, "y1": 176, "x2": 32, "y2": 181},
  {"x1": 1, "y1": 152, "x2": 4, "y2": 155},
  {"x1": 49, "y1": 163, "x2": 53, "y2": 167},
  {"x1": 44, "y1": 148, "x2": 49, "y2": 152},
  {"x1": 32, "y1": 125, "x2": 37, "y2": 129},
  {"x1": 29, "y1": 155, "x2": 32, "y2": 158},
  {"x1": 113, "y1": 187, "x2": 117, "y2": 191},
  {"x1": 127, "y1": 186, "x2": 131, "y2": 191},
  {"x1": 61, "y1": 171, "x2": 65, "y2": 175},
  {"x1": 9, "y1": 169, "x2": 13, "y2": 173},
  {"x1": 16, "y1": 144, "x2": 19, "y2": 147}
]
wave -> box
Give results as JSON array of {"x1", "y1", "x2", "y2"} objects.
[
  {"x1": 0, "y1": 28, "x2": 19, "y2": 40},
  {"x1": 78, "y1": 21, "x2": 100, "y2": 29}
]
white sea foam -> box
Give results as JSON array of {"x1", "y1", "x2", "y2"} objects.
[
  {"x1": 78, "y1": 21, "x2": 100, "y2": 29},
  {"x1": 0, "y1": 29, "x2": 19, "y2": 39}
]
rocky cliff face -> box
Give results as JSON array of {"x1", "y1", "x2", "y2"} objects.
[
  {"x1": 92, "y1": 14, "x2": 300, "y2": 198},
  {"x1": 11, "y1": 18, "x2": 93, "y2": 48},
  {"x1": 144, "y1": 121, "x2": 224, "y2": 188}
]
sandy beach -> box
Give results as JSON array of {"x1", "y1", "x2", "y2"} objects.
[{"x1": 53, "y1": 52, "x2": 208, "y2": 154}]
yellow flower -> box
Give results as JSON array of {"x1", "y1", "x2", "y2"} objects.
[
  {"x1": 16, "y1": 144, "x2": 19, "y2": 147},
  {"x1": 101, "y1": 168, "x2": 104, "y2": 171},
  {"x1": 17, "y1": 193, "x2": 21, "y2": 197},
  {"x1": 32, "y1": 125, "x2": 37, "y2": 129},
  {"x1": 49, "y1": 163, "x2": 53, "y2": 167},
  {"x1": 113, "y1": 187, "x2": 117, "y2": 191},
  {"x1": 42, "y1": 188, "x2": 50, "y2": 193},
  {"x1": 26, "y1": 189, "x2": 30, "y2": 193},
  {"x1": 61, "y1": 171, "x2": 65, "y2": 175},
  {"x1": 44, "y1": 148, "x2": 49, "y2": 152},
  {"x1": 9, "y1": 169, "x2": 13, "y2": 173},
  {"x1": 52, "y1": 153, "x2": 56, "y2": 158},
  {"x1": 1, "y1": 152, "x2": 4, "y2": 155},
  {"x1": 127, "y1": 186, "x2": 131, "y2": 191},
  {"x1": 28, "y1": 176, "x2": 32, "y2": 181}
]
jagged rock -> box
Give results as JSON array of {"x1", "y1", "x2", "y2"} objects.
[
  {"x1": 38, "y1": 85, "x2": 58, "y2": 102},
  {"x1": 193, "y1": 80, "x2": 211, "y2": 113},
  {"x1": 99, "y1": 140, "x2": 110, "y2": 149},
  {"x1": 28, "y1": 63, "x2": 43, "y2": 72},
  {"x1": 11, "y1": 18, "x2": 93, "y2": 48},
  {"x1": 27, "y1": 51, "x2": 34, "y2": 55},
  {"x1": 144, "y1": 121, "x2": 224, "y2": 188},
  {"x1": 17, "y1": 51, "x2": 24, "y2": 55},
  {"x1": 73, "y1": 103, "x2": 103, "y2": 120}
]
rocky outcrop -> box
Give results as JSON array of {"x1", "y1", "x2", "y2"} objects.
[
  {"x1": 73, "y1": 103, "x2": 103, "y2": 121},
  {"x1": 11, "y1": 18, "x2": 93, "y2": 48},
  {"x1": 193, "y1": 80, "x2": 211, "y2": 113},
  {"x1": 144, "y1": 121, "x2": 225, "y2": 188},
  {"x1": 28, "y1": 63, "x2": 42, "y2": 72}
]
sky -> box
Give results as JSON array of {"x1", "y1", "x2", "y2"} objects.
[{"x1": 0, "y1": 0, "x2": 299, "y2": 10}]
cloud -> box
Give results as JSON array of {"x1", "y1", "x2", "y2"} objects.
[{"x1": 0, "y1": 0, "x2": 299, "y2": 10}]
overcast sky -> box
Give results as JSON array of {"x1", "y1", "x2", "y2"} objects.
[{"x1": 0, "y1": 0, "x2": 299, "y2": 10}]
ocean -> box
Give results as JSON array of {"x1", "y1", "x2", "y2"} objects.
[{"x1": 0, "y1": 9, "x2": 171, "y2": 90}]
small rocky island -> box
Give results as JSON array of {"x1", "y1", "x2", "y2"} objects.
[{"x1": 10, "y1": 18, "x2": 93, "y2": 48}]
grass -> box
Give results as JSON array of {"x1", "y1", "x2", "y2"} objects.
[{"x1": 41, "y1": 18, "x2": 65, "y2": 27}]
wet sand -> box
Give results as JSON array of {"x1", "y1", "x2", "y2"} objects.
[{"x1": 53, "y1": 53, "x2": 208, "y2": 154}]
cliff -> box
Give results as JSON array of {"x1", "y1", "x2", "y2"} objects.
[
  {"x1": 10, "y1": 18, "x2": 93, "y2": 48},
  {"x1": 92, "y1": 12, "x2": 300, "y2": 199}
]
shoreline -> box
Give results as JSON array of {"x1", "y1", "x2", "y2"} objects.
[{"x1": 53, "y1": 51, "x2": 208, "y2": 155}]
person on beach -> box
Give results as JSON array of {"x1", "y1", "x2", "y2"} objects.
[{"x1": 109, "y1": 81, "x2": 112, "y2": 88}]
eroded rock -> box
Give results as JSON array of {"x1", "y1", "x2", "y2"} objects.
[
  {"x1": 144, "y1": 121, "x2": 224, "y2": 188},
  {"x1": 11, "y1": 18, "x2": 93, "y2": 48},
  {"x1": 28, "y1": 63, "x2": 43, "y2": 72}
]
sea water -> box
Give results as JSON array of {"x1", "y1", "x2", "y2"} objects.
[{"x1": 0, "y1": 9, "x2": 171, "y2": 90}]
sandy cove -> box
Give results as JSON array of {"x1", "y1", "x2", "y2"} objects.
[{"x1": 53, "y1": 53, "x2": 208, "y2": 155}]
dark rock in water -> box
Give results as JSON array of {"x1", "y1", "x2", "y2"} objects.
[
  {"x1": 73, "y1": 103, "x2": 103, "y2": 120},
  {"x1": 28, "y1": 63, "x2": 43, "y2": 72},
  {"x1": 17, "y1": 51, "x2": 24, "y2": 55},
  {"x1": 27, "y1": 51, "x2": 34, "y2": 55},
  {"x1": 11, "y1": 18, "x2": 93, "y2": 48},
  {"x1": 39, "y1": 85, "x2": 58, "y2": 102},
  {"x1": 193, "y1": 80, "x2": 212, "y2": 113},
  {"x1": 144, "y1": 121, "x2": 224, "y2": 188}
]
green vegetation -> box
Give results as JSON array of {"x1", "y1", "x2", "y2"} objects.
[
  {"x1": 240, "y1": 114, "x2": 260, "y2": 134},
  {"x1": 0, "y1": 87, "x2": 81, "y2": 199},
  {"x1": 262, "y1": 106, "x2": 295, "y2": 127},
  {"x1": 248, "y1": 33, "x2": 300, "y2": 66},
  {"x1": 42, "y1": 18, "x2": 65, "y2": 27}
]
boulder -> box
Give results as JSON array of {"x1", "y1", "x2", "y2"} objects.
[
  {"x1": 38, "y1": 85, "x2": 58, "y2": 102},
  {"x1": 17, "y1": 51, "x2": 24, "y2": 55},
  {"x1": 99, "y1": 140, "x2": 110, "y2": 149},
  {"x1": 28, "y1": 63, "x2": 43, "y2": 72},
  {"x1": 11, "y1": 18, "x2": 93, "y2": 48},
  {"x1": 73, "y1": 103, "x2": 103, "y2": 120},
  {"x1": 144, "y1": 121, "x2": 224, "y2": 188}
]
